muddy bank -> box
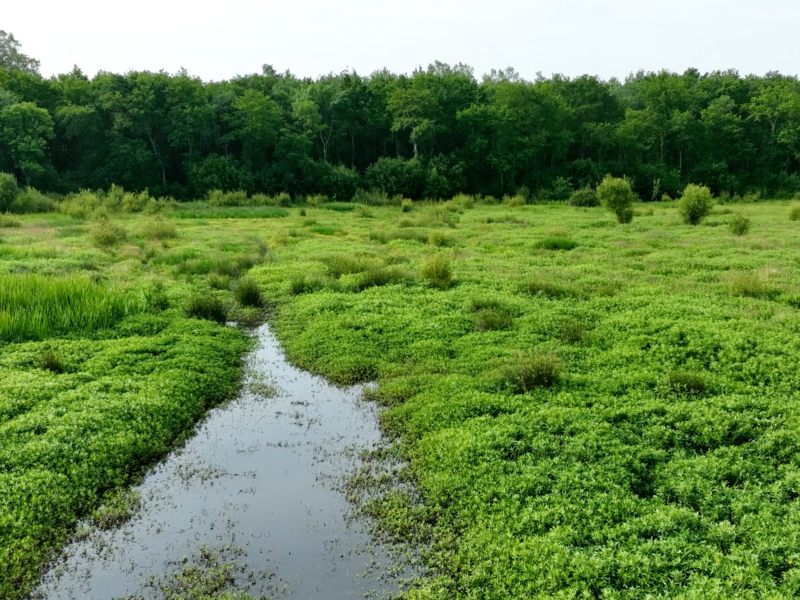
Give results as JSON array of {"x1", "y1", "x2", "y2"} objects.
[{"x1": 36, "y1": 323, "x2": 404, "y2": 599}]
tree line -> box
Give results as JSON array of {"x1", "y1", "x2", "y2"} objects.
[{"x1": 1, "y1": 31, "x2": 800, "y2": 201}]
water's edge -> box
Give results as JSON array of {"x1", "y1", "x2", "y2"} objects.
[{"x1": 36, "y1": 323, "x2": 405, "y2": 599}]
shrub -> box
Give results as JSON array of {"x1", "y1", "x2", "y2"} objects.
[
  {"x1": 234, "y1": 277, "x2": 262, "y2": 307},
  {"x1": 451, "y1": 193, "x2": 474, "y2": 209},
  {"x1": 89, "y1": 218, "x2": 127, "y2": 248},
  {"x1": 355, "y1": 204, "x2": 374, "y2": 218},
  {"x1": 678, "y1": 184, "x2": 714, "y2": 225},
  {"x1": 289, "y1": 273, "x2": 330, "y2": 295},
  {"x1": 789, "y1": 204, "x2": 800, "y2": 221},
  {"x1": 519, "y1": 278, "x2": 580, "y2": 299},
  {"x1": 428, "y1": 230, "x2": 454, "y2": 247},
  {"x1": 298, "y1": 208, "x2": 306, "y2": 217},
  {"x1": 667, "y1": 370, "x2": 706, "y2": 396},
  {"x1": 534, "y1": 237, "x2": 578, "y2": 251},
  {"x1": 569, "y1": 188, "x2": 599, "y2": 207},
  {"x1": 184, "y1": 295, "x2": 228, "y2": 323},
  {"x1": 11, "y1": 187, "x2": 54, "y2": 213},
  {"x1": 0, "y1": 172, "x2": 20, "y2": 212},
  {"x1": 597, "y1": 175, "x2": 635, "y2": 223},
  {"x1": 661, "y1": 192, "x2": 673, "y2": 202},
  {"x1": 206, "y1": 273, "x2": 230, "y2": 290},
  {"x1": 730, "y1": 271, "x2": 773, "y2": 299},
  {"x1": 306, "y1": 194, "x2": 328, "y2": 207},
  {"x1": 498, "y1": 351, "x2": 562, "y2": 392},
  {"x1": 476, "y1": 309, "x2": 513, "y2": 332},
  {"x1": 34, "y1": 347, "x2": 65, "y2": 373},
  {"x1": 0, "y1": 215, "x2": 21, "y2": 228},
  {"x1": 142, "y1": 218, "x2": 178, "y2": 240},
  {"x1": 401, "y1": 199, "x2": 414, "y2": 212},
  {"x1": 560, "y1": 319, "x2": 587, "y2": 343},
  {"x1": 728, "y1": 214, "x2": 751, "y2": 236},
  {"x1": 504, "y1": 194, "x2": 526, "y2": 207},
  {"x1": 353, "y1": 189, "x2": 392, "y2": 206},
  {"x1": 207, "y1": 189, "x2": 249, "y2": 207},
  {"x1": 420, "y1": 254, "x2": 453, "y2": 289}
]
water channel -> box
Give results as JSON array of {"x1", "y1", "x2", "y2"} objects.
[{"x1": 36, "y1": 323, "x2": 403, "y2": 599}]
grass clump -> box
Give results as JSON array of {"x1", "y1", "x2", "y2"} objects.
[
  {"x1": 678, "y1": 184, "x2": 715, "y2": 225},
  {"x1": 730, "y1": 271, "x2": 773, "y2": 299},
  {"x1": 184, "y1": 295, "x2": 228, "y2": 323},
  {"x1": 142, "y1": 218, "x2": 178, "y2": 240},
  {"x1": 355, "y1": 204, "x2": 374, "y2": 218},
  {"x1": 519, "y1": 278, "x2": 580, "y2": 299},
  {"x1": 534, "y1": 236, "x2": 578, "y2": 251},
  {"x1": 207, "y1": 273, "x2": 230, "y2": 290},
  {"x1": 428, "y1": 230, "x2": 454, "y2": 247},
  {"x1": 789, "y1": 204, "x2": 800, "y2": 221},
  {"x1": 89, "y1": 217, "x2": 127, "y2": 248},
  {"x1": 420, "y1": 254, "x2": 453, "y2": 289},
  {"x1": 401, "y1": 199, "x2": 414, "y2": 212},
  {"x1": 667, "y1": 370, "x2": 706, "y2": 396},
  {"x1": 475, "y1": 309, "x2": 513, "y2": 332},
  {"x1": 0, "y1": 215, "x2": 21, "y2": 228},
  {"x1": 289, "y1": 273, "x2": 330, "y2": 295},
  {"x1": 468, "y1": 296, "x2": 502, "y2": 312},
  {"x1": 728, "y1": 213, "x2": 751, "y2": 235},
  {"x1": 498, "y1": 351, "x2": 562, "y2": 392},
  {"x1": 34, "y1": 347, "x2": 65, "y2": 373},
  {"x1": 560, "y1": 319, "x2": 588, "y2": 343},
  {"x1": 0, "y1": 274, "x2": 141, "y2": 341},
  {"x1": 233, "y1": 277, "x2": 262, "y2": 307}
]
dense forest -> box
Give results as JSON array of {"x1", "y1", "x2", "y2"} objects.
[{"x1": 1, "y1": 30, "x2": 800, "y2": 201}]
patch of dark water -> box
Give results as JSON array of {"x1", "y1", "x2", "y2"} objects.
[{"x1": 36, "y1": 323, "x2": 408, "y2": 599}]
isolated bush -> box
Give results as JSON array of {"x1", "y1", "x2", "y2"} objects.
[
  {"x1": 728, "y1": 214, "x2": 751, "y2": 236},
  {"x1": 597, "y1": 175, "x2": 635, "y2": 223},
  {"x1": 0, "y1": 215, "x2": 21, "y2": 228},
  {"x1": 451, "y1": 193, "x2": 474, "y2": 209},
  {"x1": 661, "y1": 192, "x2": 673, "y2": 202},
  {"x1": 306, "y1": 194, "x2": 328, "y2": 207},
  {"x1": 420, "y1": 254, "x2": 453, "y2": 289},
  {"x1": 142, "y1": 218, "x2": 178, "y2": 240},
  {"x1": 667, "y1": 370, "x2": 706, "y2": 396},
  {"x1": 89, "y1": 217, "x2": 127, "y2": 248},
  {"x1": 560, "y1": 319, "x2": 588, "y2": 343},
  {"x1": 476, "y1": 309, "x2": 513, "y2": 332},
  {"x1": 569, "y1": 187, "x2": 599, "y2": 207},
  {"x1": 184, "y1": 295, "x2": 228, "y2": 323},
  {"x1": 0, "y1": 172, "x2": 20, "y2": 212},
  {"x1": 428, "y1": 230, "x2": 454, "y2": 247},
  {"x1": 499, "y1": 351, "x2": 562, "y2": 392},
  {"x1": 401, "y1": 199, "x2": 414, "y2": 212},
  {"x1": 206, "y1": 273, "x2": 230, "y2": 290},
  {"x1": 534, "y1": 237, "x2": 578, "y2": 251},
  {"x1": 678, "y1": 184, "x2": 714, "y2": 225},
  {"x1": 234, "y1": 277, "x2": 262, "y2": 307},
  {"x1": 730, "y1": 271, "x2": 772, "y2": 299},
  {"x1": 504, "y1": 194, "x2": 526, "y2": 207},
  {"x1": 355, "y1": 204, "x2": 374, "y2": 218},
  {"x1": 34, "y1": 347, "x2": 65, "y2": 373},
  {"x1": 789, "y1": 204, "x2": 800, "y2": 221}
]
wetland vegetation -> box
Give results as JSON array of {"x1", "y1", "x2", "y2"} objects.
[{"x1": 2, "y1": 185, "x2": 800, "y2": 599}]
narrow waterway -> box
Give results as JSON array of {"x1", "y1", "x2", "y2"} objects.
[{"x1": 36, "y1": 323, "x2": 402, "y2": 599}]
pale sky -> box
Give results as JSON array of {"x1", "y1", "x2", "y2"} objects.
[{"x1": 5, "y1": 0, "x2": 799, "y2": 82}]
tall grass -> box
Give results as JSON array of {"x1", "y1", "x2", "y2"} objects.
[{"x1": 0, "y1": 274, "x2": 142, "y2": 341}]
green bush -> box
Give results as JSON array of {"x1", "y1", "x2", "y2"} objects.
[
  {"x1": 728, "y1": 214, "x2": 751, "y2": 235},
  {"x1": 504, "y1": 194, "x2": 526, "y2": 207},
  {"x1": 184, "y1": 295, "x2": 228, "y2": 323},
  {"x1": 534, "y1": 237, "x2": 578, "y2": 251},
  {"x1": 730, "y1": 271, "x2": 773, "y2": 299},
  {"x1": 142, "y1": 218, "x2": 178, "y2": 240},
  {"x1": 89, "y1": 217, "x2": 127, "y2": 248},
  {"x1": 498, "y1": 351, "x2": 562, "y2": 392},
  {"x1": 450, "y1": 193, "x2": 474, "y2": 209},
  {"x1": 207, "y1": 189, "x2": 249, "y2": 207},
  {"x1": 678, "y1": 184, "x2": 715, "y2": 225},
  {"x1": 597, "y1": 175, "x2": 635, "y2": 223},
  {"x1": 789, "y1": 204, "x2": 800, "y2": 221},
  {"x1": 11, "y1": 187, "x2": 54, "y2": 213},
  {"x1": 401, "y1": 199, "x2": 414, "y2": 212},
  {"x1": 0, "y1": 215, "x2": 21, "y2": 228},
  {"x1": 428, "y1": 230, "x2": 454, "y2": 247},
  {"x1": 0, "y1": 173, "x2": 20, "y2": 212},
  {"x1": 476, "y1": 309, "x2": 513, "y2": 332},
  {"x1": 667, "y1": 370, "x2": 706, "y2": 396},
  {"x1": 420, "y1": 254, "x2": 453, "y2": 289},
  {"x1": 233, "y1": 277, "x2": 262, "y2": 307},
  {"x1": 569, "y1": 187, "x2": 599, "y2": 207},
  {"x1": 355, "y1": 204, "x2": 374, "y2": 218}
]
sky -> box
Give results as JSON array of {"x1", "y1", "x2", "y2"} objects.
[{"x1": 4, "y1": 0, "x2": 800, "y2": 82}]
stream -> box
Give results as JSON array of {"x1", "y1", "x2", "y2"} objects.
[{"x1": 36, "y1": 323, "x2": 403, "y2": 599}]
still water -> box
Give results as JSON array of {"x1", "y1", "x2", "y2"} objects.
[{"x1": 37, "y1": 323, "x2": 400, "y2": 599}]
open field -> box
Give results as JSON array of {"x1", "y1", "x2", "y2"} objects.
[{"x1": 3, "y1": 198, "x2": 800, "y2": 598}]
